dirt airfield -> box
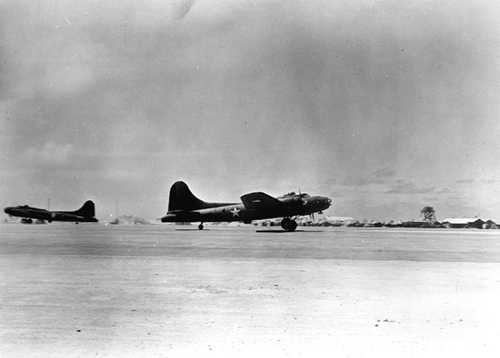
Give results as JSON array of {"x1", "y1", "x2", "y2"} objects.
[{"x1": 1, "y1": 224, "x2": 500, "y2": 357}]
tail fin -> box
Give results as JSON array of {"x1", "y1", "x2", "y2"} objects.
[
  {"x1": 168, "y1": 181, "x2": 207, "y2": 212},
  {"x1": 74, "y1": 200, "x2": 95, "y2": 218}
]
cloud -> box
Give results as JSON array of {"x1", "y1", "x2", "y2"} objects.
[
  {"x1": 1, "y1": 0, "x2": 500, "y2": 219},
  {"x1": 482, "y1": 179, "x2": 500, "y2": 184},
  {"x1": 386, "y1": 180, "x2": 435, "y2": 194},
  {"x1": 25, "y1": 142, "x2": 74, "y2": 165},
  {"x1": 436, "y1": 187, "x2": 453, "y2": 194},
  {"x1": 456, "y1": 179, "x2": 475, "y2": 184},
  {"x1": 340, "y1": 167, "x2": 396, "y2": 186},
  {"x1": 43, "y1": 64, "x2": 95, "y2": 97},
  {"x1": 371, "y1": 167, "x2": 396, "y2": 179}
]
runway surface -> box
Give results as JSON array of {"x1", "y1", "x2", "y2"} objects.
[{"x1": 1, "y1": 224, "x2": 500, "y2": 357}]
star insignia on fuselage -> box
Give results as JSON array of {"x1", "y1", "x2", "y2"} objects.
[{"x1": 230, "y1": 207, "x2": 240, "y2": 217}]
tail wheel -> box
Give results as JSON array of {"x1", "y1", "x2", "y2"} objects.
[
  {"x1": 198, "y1": 223, "x2": 204, "y2": 230},
  {"x1": 281, "y1": 218, "x2": 297, "y2": 232}
]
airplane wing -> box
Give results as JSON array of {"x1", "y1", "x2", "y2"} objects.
[{"x1": 240, "y1": 192, "x2": 283, "y2": 210}]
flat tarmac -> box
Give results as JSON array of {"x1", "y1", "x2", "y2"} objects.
[{"x1": 1, "y1": 224, "x2": 500, "y2": 357}]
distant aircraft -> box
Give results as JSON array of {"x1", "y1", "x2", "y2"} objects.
[
  {"x1": 4, "y1": 201, "x2": 98, "y2": 223},
  {"x1": 161, "y1": 181, "x2": 332, "y2": 231}
]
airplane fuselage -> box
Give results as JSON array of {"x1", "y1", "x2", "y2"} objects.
[
  {"x1": 4, "y1": 204, "x2": 98, "y2": 223},
  {"x1": 161, "y1": 195, "x2": 331, "y2": 224}
]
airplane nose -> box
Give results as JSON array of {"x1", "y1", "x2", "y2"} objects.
[
  {"x1": 4, "y1": 207, "x2": 12, "y2": 215},
  {"x1": 305, "y1": 196, "x2": 332, "y2": 213}
]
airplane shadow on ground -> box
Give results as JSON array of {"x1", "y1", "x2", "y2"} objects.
[
  {"x1": 173, "y1": 228, "x2": 325, "y2": 233},
  {"x1": 175, "y1": 228, "x2": 210, "y2": 231},
  {"x1": 255, "y1": 230, "x2": 325, "y2": 233}
]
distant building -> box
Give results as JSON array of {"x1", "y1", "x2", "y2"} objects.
[
  {"x1": 483, "y1": 220, "x2": 498, "y2": 229},
  {"x1": 441, "y1": 218, "x2": 486, "y2": 229}
]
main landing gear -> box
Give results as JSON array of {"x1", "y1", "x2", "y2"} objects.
[
  {"x1": 198, "y1": 223, "x2": 204, "y2": 230},
  {"x1": 281, "y1": 218, "x2": 297, "y2": 232}
]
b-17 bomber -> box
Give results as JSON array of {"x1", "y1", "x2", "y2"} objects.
[
  {"x1": 4, "y1": 201, "x2": 98, "y2": 224},
  {"x1": 161, "y1": 181, "x2": 332, "y2": 231}
]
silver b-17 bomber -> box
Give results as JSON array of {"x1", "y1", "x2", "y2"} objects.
[{"x1": 161, "y1": 181, "x2": 332, "y2": 231}]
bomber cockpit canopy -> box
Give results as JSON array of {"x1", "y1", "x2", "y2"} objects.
[{"x1": 278, "y1": 192, "x2": 310, "y2": 200}]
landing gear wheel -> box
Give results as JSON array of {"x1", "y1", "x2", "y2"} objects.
[
  {"x1": 198, "y1": 223, "x2": 204, "y2": 230},
  {"x1": 281, "y1": 218, "x2": 297, "y2": 232}
]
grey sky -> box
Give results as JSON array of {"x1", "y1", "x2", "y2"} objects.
[{"x1": 1, "y1": 0, "x2": 499, "y2": 221}]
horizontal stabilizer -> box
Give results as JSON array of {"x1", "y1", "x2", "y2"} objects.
[{"x1": 240, "y1": 192, "x2": 282, "y2": 210}]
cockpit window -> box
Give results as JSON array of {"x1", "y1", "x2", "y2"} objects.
[{"x1": 278, "y1": 192, "x2": 310, "y2": 200}]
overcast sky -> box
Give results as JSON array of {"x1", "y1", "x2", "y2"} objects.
[{"x1": 1, "y1": 0, "x2": 499, "y2": 221}]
